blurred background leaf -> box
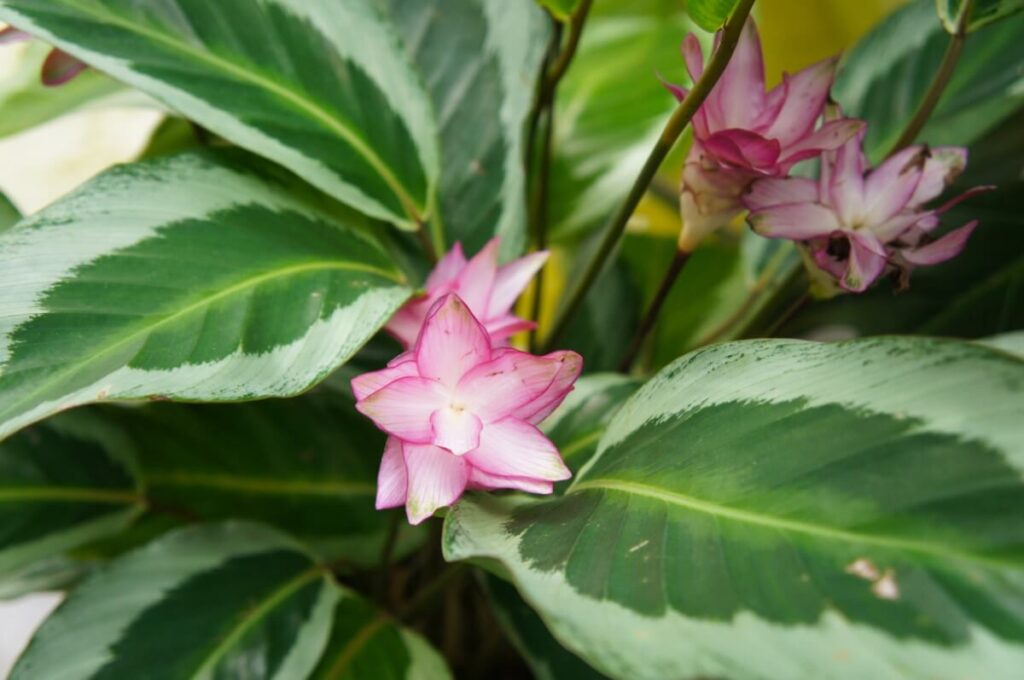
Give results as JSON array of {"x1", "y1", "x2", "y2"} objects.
[{"x1": 936, "y1": 0, "x2": 1024, "y2": 32}]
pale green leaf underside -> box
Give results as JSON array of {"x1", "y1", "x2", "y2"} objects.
[
  {"x1": 445, "y1": 337, "x2": 1024, "y2": 680},
  {"x1": 0, "y1": 151, "x2": 410, "y2": 442},
  {"x1": 0, "y1": 0, "x2": 439, "y2": 226},
  {"x1": 12, "y1": 523, "x2": 337, "y2": 680},
  {"x1": 687, "y1": 0, "x2": 741, "y2": 31},
  {"x1": 381, "y1": 0, "x2": 549, "y2": 257}
]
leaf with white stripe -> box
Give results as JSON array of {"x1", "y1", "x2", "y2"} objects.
[
  {"x1": 0, "y1": 410, "x2": 141, "y2": 580},
  {"x1": 380, "y1": 0, "x2": 549, "y2": 256},
  {"x1": 12, "y1": 522, "x2": 338, "y2": 680},
  {"x1": 0, "y1": 150, "x2": 410, "y2": 442},
  {"x1": 0, "y1": 0, "x2": 439, "y2": 227},
  {"x1": 445, "y1": 337, "x2": 1024, "y2": 680}
]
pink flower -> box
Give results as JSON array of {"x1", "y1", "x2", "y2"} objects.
[
  {"x1": 353, "y1": 294, "x2": 581, "y2": 524},
  {"x1": 386, "y1": 238, "x2": 547, "y2": 348},
  {"x1": 0, "y1": 26, "x2": 88, "y2": 86},
  {"x1": 664, "y1": 20, "x2": 863, "y2": 250},
  {"x1": 743, "y1": 127, "x2": 991, "y2": 293}
]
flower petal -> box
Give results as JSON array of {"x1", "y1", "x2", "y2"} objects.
[
  {"x1": 748, "y1": 203, "x2": 841, "y2": 240},
  {"x1": 452, "y1": 237, "x2": 499, "y2": 315},
  {"x1": 510, "y1": 350, "x2": 584, "y2": 424},
  {"x1": 902, "y1": 221, "x2": 977, "y2": 265},
  {"x1": 42, "y1": 48, "x2": 87, "y2": 87},
  {"x1": 863, "y1": 146, "x2": 927, "y2": 224},
  {"x1": 456, "y1": 348, "x2": 564, "y2": 423},
  {"x1": 711, "y1": 19, "x2": 766, "y2": 129},
  {"x1": 489, "y1": 250, "x2": 548, "y2": 317},
  {"x1": 385, "y1": 298, "x2": 430, "y2": 349},
  {"x1": 415, "y1": 294, "x2": 491, "y2": 387},
  {"x1": 743, "y1": 177, "x2": 819, "y2": 211},
  {"x1": 0, "y1": 26, "x2": 32, "y2": 45},
  {"x1": 356, "y1": 376, "x2": 447, "y2": 443},
  {"x1": 484, "y1": 316, "x2": 536, "y2": 345},
  {"x1": 764, "y1": 56, "x2": 838, "y2": 147},
  {"x1": 778, "y1": 118, "x2": 865, "y2": 170},
  {"x1": 425, "y1": 242, "x2": 467, "y2": 291},
  {"x1": 909, "y1": 147, "x2": 967, "y2": 207},
  {"x1": 682, "y1": 33, "x2": 704, "y2": 83},
  {"x1": 376, "y1": 437, "x2": 408, "y2": 509},
  {"x1": 351, "y1": 358, "x2": 418, "y2": 401},
  {"x1": 466, "y1": 419, "x2": 571, "y2": 482},
  {"x1": 430, "y1": 407, "x2": 483, "y2": 456},
  {"x1": 828, "y1": 129, "x2": 869, "y2": 225},
  {"x1": 842, "y1": 231, "x2": 889, "y2": 292},
  {"x1": 467, "y1": 467, "x2": 554, "y2": 495},
  {"x1": 704, "y1": 129, "x2": 781, "y2": 170},
  {"x1": 403, "y1": 444, "x2": 468, "y2": 525}
]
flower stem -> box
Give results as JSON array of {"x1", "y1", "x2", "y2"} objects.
[
  {"x1": 618, "y1": 248, "x2": 691, "y2": 371},
  {"x1": 887, "y1": 0, "x2": 973, "y2": 156},
  {"x1": 540, "y1": 0, "x2": 756, "y2": 352},
  {"x1": 527, "y1": 0, "x2": 594, "y2": 349}
]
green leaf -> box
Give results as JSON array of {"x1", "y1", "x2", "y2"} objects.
[
  {"x1": 0, "y1": 411, "x2": 140, "y2": 580},
  {"x1": 0, "y1": 556, "x2": 88, "y2": 600},
  {"x1": 380, "y1": 0, "x2": 549, "y2": 256},
  {"x1": 549, "y1": 3, "x2": 693, "y2": 241},
  {"x1": 686, "y1": 0, "x2": 740, "y2": 31},
  {"x1": 0, "y1": 41, "x2": 126, "y2": 140},
  {"x1": 937, "y1": 0, "x2": 1024, "y2": 31},
  {"x1": 309, "y1": 592, "x2": 452, "y2": 679},
  {"x1": 0, "y1": 188, "x2": 20, "y2": 232},
  {"x1": 445, "y1": 337, "x2": 1024, "y2": 679},
  {"x1": 0, "y1": 150, "x2": 410, "y2": 442},
  {"x1": 561, "y1": 258, "x2": 640, "y2": 372},
  {"x1": 108, "y1": 390, "x2": 415, "y2": 564},
  {"x1": 536, "y1": 0, "x2": 580, "y2": 21},
  {"x1": 542, "y1": 373, "x2": 640, "y2": 488},
  {"x1": 486, "y1": 575, "x2": 606, "y2": 679},
  {"x1": 12, "y1": 522, "x2": 338, "y2": 679},
  {"x1": 0, "y1": 0, "x2": 439, "y2": 227},
  {"x1": 834, "y1": 0, "x2": 1024, "y2": 160}
]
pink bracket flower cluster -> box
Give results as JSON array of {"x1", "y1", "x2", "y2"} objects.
[{"x1": 352, "y1": 240, "x2": 582, "y2": 525}]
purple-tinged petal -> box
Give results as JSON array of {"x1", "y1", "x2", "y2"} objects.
[
  {"x1": 452, "y1": 237, "x2": 499, "y2": 315},
  {"x1": 748, "y1": 203, "x2": 841, "y2": 240},
  {"x1": 456, "y1": 349, "x2": 563, "y2": 423},
  {"x1": 743, "y1": 177, "x2": 819, "y2": 211},
  {"x1": 356, "y1": 376, "x2": 447, "y2": 444},
  {"x1": 863, "y1": 146, "x2": 928, "y2": 224},
  {"x1": 778, "y1": 118, "x2": 866, "y2": 170},
  {"x1": 489, "y1": 250, "x2": 548, "y2": 317},
  {"x1": 385, "y1": 299, "x2": 430, "y2": 349},
  {"x1": 467, "y1": 467, "x2": 554, "y2": 494},
  {"x1": 659, "y1": 73, "x2": 688, "y2": 102},
  {"x1": 902, "y1": 221, "x2": 977, "y2": 265},
  {"x1": 763, "y1": 56, "x2": 838, "y2": 146},
  {"x1": 682, "y1": 33, "x2": 704, "y2": 83},
  {"x1": 704, "y1": 129, "x2": 781, "y2": 170},
  {"x1": 841, "y1": 231, "x2": 888, "y2": 292},
  {"x1": 415, "y1": 295, "x2": 491, "y2": 387},
  {"x1": 710, "y1": 19, "x2": 766, "y2": 129},
  {"x1": 872, "y1": 212, "x2": 924, "y2": 243},
  {"x1": 376, "y1": 438, "x2": 408, "y2": 509},
  {"x1": 484, "y1": 316, "x2": 536, "y2": 345},
  {"x1": 41, "y1": 49, "x2": 87, "y2": 87},
  {"x1": 402, "y1": 444, "x2": 468, "y2": 525},
  {"x1": 510, "y1": 350, "x2": 584, "y2": 424},
  {"x1": 425, "y1": 242, "x2": 466, "y2": 291},
  {"x1": 351, "y1": 358, "x2": 418, "y2": 401},
  {"x1": 752, "y1": 74, "x2": 788, "y2": 131},
  {"x1": 828, "y1": 130, "x2": 869, "y2": 226},
  {"x1": 466, "y1": 419, "x2": 572, "y2": 482},
  {"x1": 0, "y1": 26, "x2": 31, "y2": 45},
  {"x1": 933, "y1": 184, "x2": 997, "y2": 215},
  {"x1": 909, "y1": 147, "x2": 968, "y2": 207},
  {"x1": 430, "y1": 407, "x2": 483, "y2": 456}
]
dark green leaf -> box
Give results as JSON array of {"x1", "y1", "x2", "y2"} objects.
[
  {"x1": 0, "y1": 188, "x2": 20, "y2": 231},
  {"x1": 937, "y1": 0, "x2": 1024, "y2": 31},
  {"x1": 536, "y1": 0, "x2": 580, "y2": 21},
  {"x1": 0, "y1": 150, "x2": 410, "y2": 441},
  {"x1": 13, "y1": 522, "x2": 338, "y2": 679},
  {"x1": 834, "y1": 0, "x2": 1024, "y2": 160},
  {"x1": 446, "y1": 337, "x2": 1024, "y2": 679},
  {"x1": 0, "y1": 410, "x2": 141, "y2": 580},
  {"x1": 381, "y1": 0, "x2": 549, "y2": 256},
  {"x1": 0, "y1": 0, "x2": 439, "y2": 227},
  {"x1": 686, "y1": 0, "x2": 741, "y2": 31}
]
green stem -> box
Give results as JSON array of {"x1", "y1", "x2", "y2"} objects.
[
  {"x1": 887, "y1": 0, "x2": 973, "y2": 155},
  {"x1": 618, "y1": 249, "x2": 691, "y2": 371},
  {"x1": 398, "y1": 563, "x2": 466, "y2": 622},
  {"x1": 540, "y1": 0, "x2": 757, "y2": 351}
]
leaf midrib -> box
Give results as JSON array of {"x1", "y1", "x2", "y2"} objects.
[
  {"x1": 0, "y1": 486, "x2": 139, "y2": 504},
  {"x1": 146, "y1": 472, "x2": 375, "y2": 497},
  {"x1": 191, "y1": 564, "x2": 325, "y2": 679},
  {"x1": 36, "y1": 0, "x2": 425, "y2": 221},
  {"x1": 0, "y1": 259, "x2": 405, "y2": 426},
  {"x1": 571, "y1": 478, "x2": 1020, "y2": 569},
  {"x1": 320, "y1": 612, "x2": 388, "y2": 679}
]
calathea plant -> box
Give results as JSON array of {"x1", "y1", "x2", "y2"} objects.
[{"x1": 0, "y1": 0, "x2": 1021, "y2": 678}]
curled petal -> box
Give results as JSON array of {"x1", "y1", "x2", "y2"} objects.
[
  {"x1": 902, "y1": 221, "x2": 978, "y2": 266},
  {"x1": 466, "y1": 419, "x2": 571, "y2": 483},
  {"x1": 376, "y1": 438, "x2": 408, "y2": 509},
  {"x1": 456, "y1": 348, "x2": 565, "y2": 423},
  {"x1": 704, "y1": 129, "x2": 781, "y2": 170},
  {"x1": 764, "y1": 56, "x2": 838, "y2": 147},
  {"x1": 42, "y1": 49, "x2": 88, "y2": 87},
  {"x1": 510, "y1": 350, "x2": 584, "y2": 424},
  {"x1": 415, "y1": 294, "x2": 491, "y2": 387},
  {"x1": 403, "y1": 444, "x2": 468, "y2": 525},
  {"x1": 743, "y1": 177, "x2": 819, "y2": 211},
  {"x1": 351, "y1": 358, "x2": 418, "y2": 401},
  {"x1": 748, "y1": 203, "x2": 841, "y2": 240},
  {"x1": 909, "y1": 147, "x2": 968, "y2": 207},
  {"x1": 489, "y1": 250, "x2": 548, "y2": 318},
  {"x1": 356, "y1": 377, "x2": 447, "y2": 443},
  {"x1": 842, "y1": 231, "x2": 889, "y2": 292}
]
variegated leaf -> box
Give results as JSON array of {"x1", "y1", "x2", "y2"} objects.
[{"x1": 445, "y1": 337, "x2": 1024, "y2": 680}]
